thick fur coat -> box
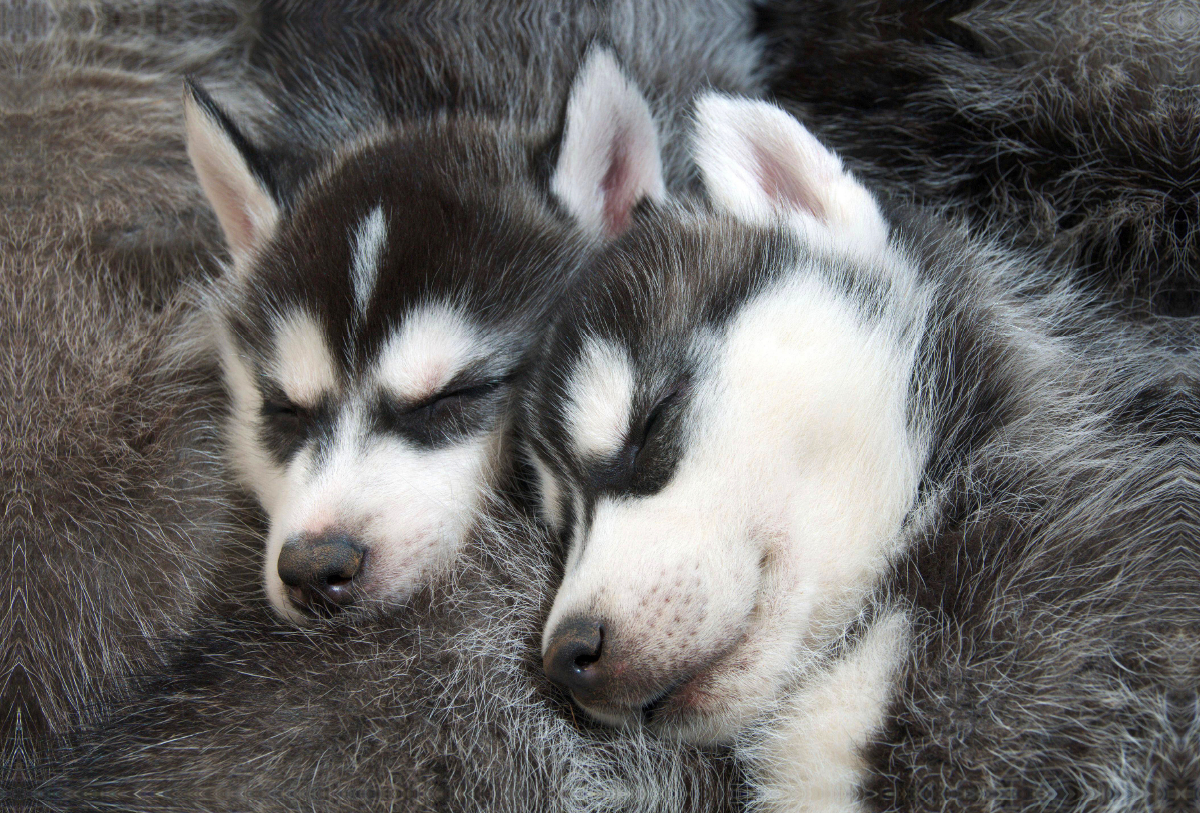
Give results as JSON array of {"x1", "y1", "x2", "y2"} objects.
[
  {"x1": 4, "y1": 1, "x2": 1197, "y2": 812},
  {"x1": 756, "y1": 0, "x2": 1200, "y2": 318},
  {"x1": 3, "y1": 0, "x2": 254, "y2": 749}
]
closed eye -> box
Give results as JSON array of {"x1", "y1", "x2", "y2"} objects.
[
  {"x1": 408, "y1": 377, "x2": 507, "y2": 414},
  {"x1": 262, "y1": 397, "x2": 310, "y2": 423},
  {"x1": 630, "y1": 383, "x2": 685, "y2": 461},
  {"x1": 375, "y1": 373, "x2": 514, "y2": 447},
  {"x1": 259, "y1": 395, "x2": 316, "y2": 455},
  {"x1": 635, "y1": 396, "x2": 672, "y2": 454}
]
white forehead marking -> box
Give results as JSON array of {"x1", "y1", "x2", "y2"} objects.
[
  {"x1": 374, "y1": 304, "x2": 488, "y2": 401},
  {"x1": 565, "y1": 338, "x2": 635, "y2": 460},
  {"x1": 350, "y1": 205, "x2": 387, "y2": 318},
  {"x1": 272, "y1": 309, "x2": 338, "y2": 406}
]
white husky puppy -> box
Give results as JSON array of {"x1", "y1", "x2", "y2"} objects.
[
  {"x1": 524, "y1": 93, "x2": 1129, "y2": 813},
  {"x1": 527, "y1": 94, "x2": 931, "y2": 743}
]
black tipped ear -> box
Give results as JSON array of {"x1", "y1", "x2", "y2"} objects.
[
  {"x1": 183, "y1": 78, "x2": 279, "y2": 272},
  {"x1": 550, "y1": 46, "x2": 666, "y2": 240}
]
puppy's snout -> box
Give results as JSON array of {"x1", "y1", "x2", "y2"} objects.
[
  {"x1": 277, "y1": 532, "x2": 364, "y2": 615},
  {"x1": 543, "y1": 618, "x2": 609, "y2": 701}
]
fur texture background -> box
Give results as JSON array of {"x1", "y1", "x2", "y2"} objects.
[
  {"x1": 2, "y1": 0, "x2": 256, "y2": 749},
  {"x1": 756, "y1": 0, "x2": 1200, "y2": 318},
  {"x1": 3, "y1": 1, "x2": 1198, "y2": 811}
]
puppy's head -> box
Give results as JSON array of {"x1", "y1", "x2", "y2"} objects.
[
  {"x1": 526, "y1": 96, "x2": 929, "y2": 742},
  {"x1": 184, "y1": 48, "x2": 666, "y2": 620}
]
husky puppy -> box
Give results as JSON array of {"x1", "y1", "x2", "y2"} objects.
[
  {"x1": 187, "y1": 8, "x2": 761, "y2": 620},
  {"x1": 525, "y1": 91, "x2": 1184, "y2": 753}
]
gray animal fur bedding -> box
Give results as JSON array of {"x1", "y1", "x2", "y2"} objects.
[{"x1": 3, "y1": 1, "x2": 1198, "y2": 811}]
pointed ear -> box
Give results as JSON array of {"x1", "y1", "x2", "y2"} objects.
[
  {"x1": 693, "y1": 94, "x2": 889, "y2": 251},
  {"x1": 551, "y1": 46, "x2": 666, "y2": 239},
  {"x1": 184, "y1": 79, "x2": 279, "y2": 271}
]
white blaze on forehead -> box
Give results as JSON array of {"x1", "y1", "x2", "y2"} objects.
[
  {"x1": 374, "y1": 304, "x2": 489, "y2": 402},
  {"x1": 272, "y1": 310, "x2": 338, "y2": 405},
  {"x1": 565, "y1": 338, "x2": 636, "y2": 460},
  {"x1": 350, "y1": 205, "x2": 387, "y2": 318}
]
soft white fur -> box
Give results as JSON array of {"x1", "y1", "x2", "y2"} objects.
[
  {"x1": 543, "y1": 97, "x2": 927, "y2": 746},
  {"x1": 216, "y1": 319, "x2": 287, "y2": 515},
  {"x1": 739, "y1": 611, "x2": 911, "y2": 813},
  {"x1": 693, "y1": 94, "x2": 889, "y2": 257},
  {"x1": 550, "y1": 46, "x2": 666, "y2": 239},
  {"x1": 565, "y1": 338, "x2": 638, "y2": 461},
  {"x1": 528, "y1": 449, "x2": 565, "y2": 533},
  {"x1": 372, "y1": 303, "x2": 493, "y2": 403},
  {"x1": 272, "y1": 309, "x2": 339, "y2": 406}
]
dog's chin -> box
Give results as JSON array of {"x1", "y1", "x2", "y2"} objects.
[
  {"x1": 572, "y1": 659, "x2": 763, "y2": 746},
  {"x1": 262, "y1": 565, "x2": 420, "y2": 625}
]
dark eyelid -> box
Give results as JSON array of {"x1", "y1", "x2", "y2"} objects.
[
  {"x1": 648, "y1": 389, "x2": 678, "y2": 419},
  {"x1": 406, "y1": 371, "x2": 515, "y2": 413},
  {"x1": 631, "y1": 381, "x2": 686, "y2": 456},
  {"x1": 262, "y1": 395, "x2": 308, "y2": 416},
  {"x1": 644, "y1": 380, "x2": 687, "y2": 429}
]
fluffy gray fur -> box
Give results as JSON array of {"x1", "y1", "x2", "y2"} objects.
[
  {"x1": 756, "y1": 0, "x2": 1200, "y2": 317},
  {"x1": 22, "y1": 506, "x2": 742, "y2": 812},
  {"x1": 220, "y1": 0, "x2": 764, "y2": 202},
  {"x1": 5, "y1": 1, "x2": 1198, "y2": 811},
  {"x1": 2, "y1": 0, "x2": 258, "y2": 749}
]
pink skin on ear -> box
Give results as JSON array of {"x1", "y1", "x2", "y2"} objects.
[
  {"x1": 692, "y1": 93, "x2": 889, "y2": 252},
  {"x1": 753, "y1": 143, "x2": 827, "y2": 222},
  {"x1": 551, "y1": 47, "x2": 666, "y2": 240},
  {"x1": 601, "y1": 127, "x2": 640, "y2": 235},
  {"x1": 183, "y1": 85, "x2": 279, "y2": 270}
]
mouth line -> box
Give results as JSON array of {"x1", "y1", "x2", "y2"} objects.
[
  {"x1": 640, "y1": 685, "x2": 679, "y2": 724},
  {"x1": 636, "y1": 656, "x2": 719, "y2": 725},
  {"x1": 624, "y1": 618, "x2": 759, "y2": 726},
  {"x1": 571, "y1": 653, "x2": 726, "y2": 727}
]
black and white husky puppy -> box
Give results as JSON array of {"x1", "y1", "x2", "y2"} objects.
[
  {"x1": 185, "y1": 25, "x2": 757, "y2": 621},
  {"x1": 524, "y1": 92, "x2": 1167, "y2": 776},
  {"x1": 526, "y1": 93, "x2": 962, "y2": 742}
]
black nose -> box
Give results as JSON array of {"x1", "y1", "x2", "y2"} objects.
[
  {"x1": 543, "y1": 618, "x2": 607, "y2": 700},
  {"x1": 277, "y1": 533, "x2": 365, "y2": 614}
]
